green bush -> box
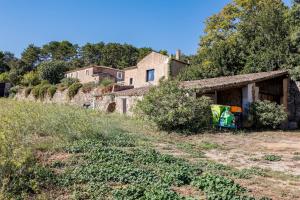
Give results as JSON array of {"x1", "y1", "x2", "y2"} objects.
[
  {"x1": 250, "y1": 100, "x2": 287, "y2": 129},
  {"x1": 100, "y1": 78, "x2": 114, "y2": 87},
  {"x1": 0, "y1": 72, "x2": 10, "y2": 83},
  {"x1": 82, "y1": 82, "x2": 96, "y2": 93},
  {"x1": 21, "y1": 71, "x2": 40, "y2": 86},
  {"x1": 31, "y1": 85, "x2": 41, "y2": 99},
  {"x1": 9, "y1": 86, "x2": 21, "y2": 97},
  {"x1": 38, "y1": 61, "x2": 68, "y2": 84},
  {"x1": 24, "y1": 87, "x2": 33, "y2": 97},
  {"x1": 39, "y1": 84, "x2": 51, "y2": 99},
  {"x1": 135, "y1": 80, "x2": 212, "y2": 133},
  {"x1": 60, "y1": 77, "x2": 79, "y2": 87},
  {"x1": 67, "y1": 82, "x2": 82, "y2": 99},
  {"x1": 48, "y1": 85, "x2": 57, "y2": 98}
]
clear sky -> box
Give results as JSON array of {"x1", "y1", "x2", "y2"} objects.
[{"x1": 0, "y1": 0, "x2": 292, "y2": 57}]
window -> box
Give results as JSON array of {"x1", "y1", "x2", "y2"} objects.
[
  {"x1": 146, "y1": 69, "x2": 155, "y2": 82},
  {"x1": 86, "y1": 70, "x2": 89, "y2": 75},
  {"x1": 129, "y1": 78, "x2": 133, "y2": 85},
  {"x1": 117, "y1": 71, "x2": 123, "y2": 79}
]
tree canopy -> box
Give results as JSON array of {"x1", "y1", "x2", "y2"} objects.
[{"x1": 179, "y1": 0, "x2": 300, "y2": 81}]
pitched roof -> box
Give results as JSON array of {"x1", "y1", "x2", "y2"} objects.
[
  {"x1": 112, "y1": 86, "x2": 153, "y2": 96},
  {"x1": 65, "y1": 65, "x2": 122, "y2": 73},
  {"x1": 181, "y1": 70, "x2": 289, "y2": 92}
]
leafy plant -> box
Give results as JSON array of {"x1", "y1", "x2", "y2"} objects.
[
  {"x1": 82, "y1": 82, "x2": 96, "y2": 93},
  {"x1": 0, "y1": 72, "x2": 10, "y2": 83},
  {"x1": 47, "y1": 85, "x2": 57, "y2": 98},
  {"x1": 250, "y1": 100, "x2": 287, "y2": 129},
  {"x1": 21, "y1": 71, "x2": 40, "y2": 86},
  {"x1": 100, "y1": 78, "x2": 114, "y2": 87},
  {"x1": 60, "y1": 77, "x2": 79, "y2": 87},
  {"x1": 38, "y1": 61, "x2": 67, "y2": 84},
  {"x1": 264, "y1": 154, "x2": 282, "y2": 162},
  {"x1": 135, "y1": 80, "x2": 212, "y2": 133},
  {"x1": 67, "y1": 82, "x2": 82, "y2": 99}
]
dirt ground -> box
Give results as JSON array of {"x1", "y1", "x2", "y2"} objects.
[{"x1": 153, "y1": 131, "x2": 300, "y2": 200}]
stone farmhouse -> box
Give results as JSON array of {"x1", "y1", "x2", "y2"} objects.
[
  {"x1": 65, "y1": 65, "x2": 124, "y2": 84},
  {"x1": 123, "y1": 51, "x2": 188, "y2": 88},
  {"x1": 65, "y1": 51, "x2": 188, "y2": 87}
]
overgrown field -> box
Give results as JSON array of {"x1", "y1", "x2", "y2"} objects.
[{"x1": 0, "y1": 99, "x2": 273, "y2": 199}]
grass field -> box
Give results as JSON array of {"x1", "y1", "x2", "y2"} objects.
[{"x1": 0, "y1": 99, "x2": 299, "y2": 200}]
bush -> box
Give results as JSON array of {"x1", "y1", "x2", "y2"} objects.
[
  {"x1": 68, "y1": 82, "x2": 82, "y2": 99},
  {"x1": 0, "y1": 72, "x2": 10, "y2": 83},
  {"x1": 31, "y1": 82, "x2": 52, "y2": 100},
  {"x1": 100, "y1": 78, "x2": 114, "y2": 87},
  {"x1": 135, "y1": 80, "x2": 212, "y2": 133},
  {"x1": 250, "y1": 100, "x2": 287, "y2": 129},
  {"x1": 60, "y1": 77, "x2": 79, "y2": 87},
  {"x1": 24, "y1": 87, "x2": 33, "y2": 97},
  {"x1": 82, "y1": 82, "x2": 96, "y2": 93},
  {"x1": 21, "y1": 71, "x2": 40, "y2": 86},
  {"x1": 38, "y1": 61, "x2": 68, "y2": 84},
  {"x1": 48, "y1": 85, "x2": 57, "y2": 98},
  {"x1": 9, "y1": 86, "x2": 22, "y2": 97}
]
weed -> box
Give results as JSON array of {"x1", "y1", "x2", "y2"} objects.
[{"x1": 264, "y1": 154, "x2": 282, "y2": 162}]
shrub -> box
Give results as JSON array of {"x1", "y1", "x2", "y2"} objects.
[
  {"x1": 135, "y1": 80, "x2": 212, "y2": 133},
  {"x1": 24, "y1": 87, "x2": 33, "y2": 97},
  {"x1": 0, "y1": 72, "x2": 9, "y2": 83},
  {"x1": 100, "y1": 78, "x2": 114, "y2": 87},
  {"x1": 60, "y1": 77, "x2": 79, "y2": 87},
  {"x1": 38, "y1": 61, "x2": 68, "y2": 84},
  {"x1": 68, "y1": 82, "x2": 82, "y2": 99},
  {"x1": 82, "y1": 82, "x2": 96, "y2": 93},
  {"x1": 21, "y1": 71, "x2": 40, "y2": 86},
  {"x1": 48, "y1": 85, "x2": 57, "y2": 98},
  {"x1": 31, "y1": 85, "x2": 41, "y2": 99},
  {"x1": 9, "y1": 86, "x2": 21, "y2": 97},
  {"x1": 250, "y1": 100, "x2": 287, "y2": 129},
  {"x1": 39, "y1": 84, "x2": 51, "y2": 99}
]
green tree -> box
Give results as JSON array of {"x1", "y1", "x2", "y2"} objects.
[
  {"x1": 21, "y1": 44, "x2": 41, "y2": 70},
  {"x1": 41, "y1": 41, "x2": 78, "y2": 61},
  {"x1": 38, "y1": 61, "x2": 67, "y2": 84},
  {"x1": 80, "y1": 42, "x2": 104, "y2": 66},
  {"x1": 21, "y1": 71, "x2": 40, "y2": 86},
  {"x1": 180, "y1": 0, "x2": 290, "y2": 80}
]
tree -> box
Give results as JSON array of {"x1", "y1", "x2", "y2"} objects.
[
  {"x1": 38, "y1": 61, "x2": 67, "y2": 84},
  {"x1": 180, "y1": 0, "x2": 291, "y2": 80},
  {"x1": 41, "y1": 41, "x2": 78, "y2": 62},
  {"x1": 21, "y1": 44, "x2": 41, "y2": 70},
  {"x1": 21, "y1": 71, "x2": 40, "y2": 86},
  {"x1": 80, "y1": 42, "x2": 104, "y2": 66}
]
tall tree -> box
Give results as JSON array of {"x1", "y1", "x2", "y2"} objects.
[
  {"x1": 41, "y1": 41, "x2": 78, "y2": 62},
  {"x1": 180, "y1": 0, "x2": 290, "y2": 80},
  {"x1": 21, "y1": 44, "x2": 41, "y2": 70}
]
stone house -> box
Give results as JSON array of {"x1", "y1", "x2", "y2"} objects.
[
  {"x1": 65, "y1": 65, "x2": 124, "y2": 84},
  {"x1": 123, "y1": 51, "x2": 188, "y2": 88},
  {"x1": 103, "y1": 70, "x2": 294, "y2": 127}
]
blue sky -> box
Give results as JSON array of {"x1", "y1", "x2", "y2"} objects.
[{"x1": 0, "y1": 0, "x2": 292, "y2": 57}]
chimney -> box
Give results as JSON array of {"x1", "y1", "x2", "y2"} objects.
[{"x1": 175, "y1": 49, "x2": 181, "y2": 60}]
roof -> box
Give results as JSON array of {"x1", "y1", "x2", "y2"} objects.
[
  {"x1": 123, "y1": 66, "x2": 138, "y2": 71},
  {"x1": 112, "y1": 86, "x2": 153, "y2": 96},
  {"x1": 181, "y1": 70, "x2": 289, "y2": 92},
  {"x1": 65, "y1": 65, "x2": 122, "y2": 73}
]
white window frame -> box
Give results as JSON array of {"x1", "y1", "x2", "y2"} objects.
[{"x1": 117, "y1": 71, "x2": 123, "y2": 79}]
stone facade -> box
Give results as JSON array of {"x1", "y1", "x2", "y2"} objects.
[
  {"x1": 65, "y1": 66, "x2": 124, "y2": 84},
  {"x1": 124, "y1": 52, "x2": 188, "y2": 88}
]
